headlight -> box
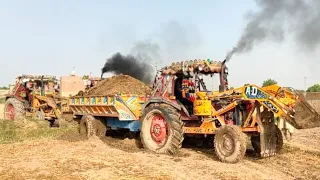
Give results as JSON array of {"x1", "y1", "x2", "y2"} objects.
[{"x1": 198, "y1": 67, "x2": 203, "y2": 71}]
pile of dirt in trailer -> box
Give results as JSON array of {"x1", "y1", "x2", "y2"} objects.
[{"x1": 86, "y1": 75, "x2": 152, "y2": 96}]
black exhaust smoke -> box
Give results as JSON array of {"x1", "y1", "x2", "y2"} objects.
[
  {"x1": 101, "y1": 52, "x2": 155, "y2": 84},
  {"x1": 226, "y1": 0, "x2": 320, "y2": 64}
]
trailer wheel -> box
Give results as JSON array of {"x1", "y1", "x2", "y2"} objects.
[
  {"x1": 79, "y1": 114, "x2": 95, "y2": 137},
  {"x1": 55, "y1": 118, "x2": 69, "y2": 128},
  {"x1": 214, "y1": 125, "x2": 246, "y2": 163},
  {"x1": 94, "y1": 119, "x2": 107, "y2": 137},
  {"x1": 34, "y1": 111, "x2": 45, "y2": 120},
  {"x1": 4, "y1": 98, "x2": 25, "y2": 120},
  {"x1": 251, "y1": 125, "x2": 283, "y2": 155},
  {"x1": 140, "y1": 103, "x2": 184, "y2": 154}
]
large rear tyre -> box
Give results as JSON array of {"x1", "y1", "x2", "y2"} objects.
[
  {"x1": 79, "y1": 114, "x2": 96, "y2": 137},
  {"x1": 94, "y1": 118, "x2": 107, "y2": 137},
  {"x1": 4, "y1": 98, "x2": 25, "y2": 120},
  {"x1": 140, "y1": 103, "x2": 184, "y2": 154},
  {"x1": 251, "y1": 124, "x2": 283, "y2": 155},
  {"x1": 214, "y1": 125, "x2": 247, "y2": 163}
]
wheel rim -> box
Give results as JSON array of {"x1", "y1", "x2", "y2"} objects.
[
  {"x1": 5, "y1": 104, "x2": 15, "y2": 120},
  {"x1": 150, "y1": 114, "x2": 168, "y2": 145},
  {"x1": 220, "y1": 134, "x2": 235, "y2": 156}
]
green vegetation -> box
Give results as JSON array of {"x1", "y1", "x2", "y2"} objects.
[
  {"x1": 262, "y1": 78, "x2": 277, "y2": 87},
  {"x1": 307, "y1": 84, "x2": 320, "y2": 92},
  {"x1": 0, "y1": 118, "x2": 78, "y2": 144},
  {"x1": 0, "y1": 86, "x2": 9, "y2": 90}
]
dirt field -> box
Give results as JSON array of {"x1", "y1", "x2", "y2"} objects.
[
  {"x1": 0, "y1": 131, "x2": 320, "y2": 180},
  {"x1": 0, "y1": 90, "x2": 320, "y2": 180},
  {"x1": 0, "y1": 107, "x2": 319, "y2": 180}
]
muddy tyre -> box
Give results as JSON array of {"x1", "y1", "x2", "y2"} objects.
[
  {"x1": 61, "y1": 113, "x2": 74, "y2": 122},
  {"x1": 251, "y1": 125, "x2": 283, "y2": 155},
  {"x1": 214, "y1": 125, "x2": 247, "y2": 163},
  {"x1": 140, "y1": 103, "x2": 184, "y2": 154},
  {"x1": 34, "y1": 111, "x2": 45, "y2": 120},
  {"x1": 79, "y1": 114, "x2": 95, "y2": 137},
  {"x1": 94, "y1": 118, "x2": 107, "y2": 137},
  {"x1": 55, "y1": 118, "x2": 69, "y2": 128},
  {"x1": 4, "y1": 98, "x2": 25, "y2": 120}
]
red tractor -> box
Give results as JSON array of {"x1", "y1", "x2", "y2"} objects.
[
  {"x1": 138, "y1": 59, "x2": 297, "y2": 163},
  {"x1": 4, "y1": 75, "x2": 63, "y2": 126}
]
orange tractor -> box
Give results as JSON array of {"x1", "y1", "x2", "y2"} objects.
[
  {"x1": 138, "y1": 59, "x2": 301, "y2": 163},
  {"x1": 4, "y1": 75, "x2": 62, "y2": 124},
  {"x1": 3, "y1": 74, "x2": 83, "y2": 126},
  {"x1": 69, "y1": 59, "x2": 309, "y2": 163}
]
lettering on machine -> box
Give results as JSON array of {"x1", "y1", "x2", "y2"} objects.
[
  {"x1": 245, "y1": 86, "x2": 267, "y2": 99},
  {"x1": 245, "y1": 86, "x2": 257, "y2": 96}
]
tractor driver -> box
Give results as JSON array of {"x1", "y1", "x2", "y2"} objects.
[{"x1": 174, "y1": 75, "x2": 193, "y2": 114}]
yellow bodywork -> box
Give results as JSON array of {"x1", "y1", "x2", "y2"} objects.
[
  {"x1": 261, "y1": 84, "x2": 298, "y2": 107},
  {"x1": 182, "y1": 84, "x2": 299, "y2": 135},
  {"x1": 193, "y1": 100, "x2": 212, "y2": 116},
  {"x1": 27, "y1": 93, "x2": 62, "y2": 120}
]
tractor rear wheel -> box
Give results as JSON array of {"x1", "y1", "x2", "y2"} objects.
[
  {"x1": 4, "y1": 98, "x2": 25, "y2": 120},
  {"x1": 214, "y1": 125, "x2": 247, "y2": 163},
  {"x1": 251, "y1": 124, "x2": 283, "y2": 155},
  {"x1": 140, "y1": 103, "x2": 184, "y2": 154},
  {"x1": 79, "y1": 114, "x2": 96, "y2": 137}
]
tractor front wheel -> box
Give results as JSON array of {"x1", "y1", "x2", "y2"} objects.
[
  {"x1": 4, "y1": 98, "x2": 25, "y2": 120},
  {"x1": 214, "y1": 125, "x2": 247, "y2": 163},
  {"x1": 140, "y1": 103, "x2": 184, "y2": 154}
]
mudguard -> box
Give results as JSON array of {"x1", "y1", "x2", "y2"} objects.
[{"x1": 142, "y1": 97, "x2": 190, "y2": 117}]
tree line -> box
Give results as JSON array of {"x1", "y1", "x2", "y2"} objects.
[{"x1": 228, "y1": 78, "x2": 320, "y2": 92}]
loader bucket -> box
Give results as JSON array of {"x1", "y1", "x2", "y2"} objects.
[{"x1": 291, "y1": 93, "x2": 320, "y2": 129}]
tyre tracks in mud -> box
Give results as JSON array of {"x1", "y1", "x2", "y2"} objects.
[
  {"x1": 56, "y1": 129, "x2": 320, "y2": 180},
  {"x1": 0, "y1": 114, "x2": 319, "y2": 179},
  {"x1": 0, "y1": 133, "x2": 319, "y2": 179}
]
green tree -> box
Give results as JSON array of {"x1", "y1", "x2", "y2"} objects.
[
  {"x1": 0, "y1": 86, "x2": 9, "y2": 90},
  {"x1": 307, "y1": 84, "x2": 320, "y2": 92},
  {"x1": 262, "y1": 79, "x2": 277, "y2": 87}
]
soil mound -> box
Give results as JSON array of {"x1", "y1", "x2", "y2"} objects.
[
  {"x1": 86, "y1": 75, "x2": 152, "y2": 96},
  {"x1": 293, "y1": 94, "x2": 320, "y2": 129}
]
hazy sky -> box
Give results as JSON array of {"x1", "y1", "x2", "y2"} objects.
[{"x1": 0, "y1": 0, "x2": 318, "y2": 90}]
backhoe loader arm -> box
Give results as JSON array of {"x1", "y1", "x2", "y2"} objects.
[
  {"x1": 241, "y1": 84, "x2": 298, "y2": 128},
  {"x1": 262, "y1": 84, "x2": 299, "y2": 107}
]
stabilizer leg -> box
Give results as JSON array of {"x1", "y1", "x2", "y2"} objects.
[{"x1": 255, "y1": 102, "x2": 277, "y2": 158}]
